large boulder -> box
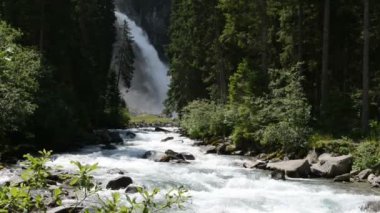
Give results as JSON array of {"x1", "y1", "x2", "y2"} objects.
[
  {"x1": 178, "y1": 152, "x2": 195, "y2": 161},
  {"x1": 267, "y1": 159, "x2": 311, "y2": 178},
  {"x1": 106, "y1": 177, "x2": 133, "y2": 190},
  {"x1": 143, "y1": 150, "x2": 193, "y2": 164},
  {"x1": 243, "y1": 160, "x2": 267, "y2": 170},
  {"x1": 310, "y1": 154, "x2": 353, "y2": 178}
]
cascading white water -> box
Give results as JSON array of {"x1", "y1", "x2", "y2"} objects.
[
  {"x1": 45, "y1": 128, "x2": 380, "y2": 213},
  {"x1": 112, "y1": 11, "x2": 169, "y2": 115}
]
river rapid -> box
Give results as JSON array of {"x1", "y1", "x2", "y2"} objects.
[{"x1": 45, "y1": 128, "x2": 380, "y2": 213}]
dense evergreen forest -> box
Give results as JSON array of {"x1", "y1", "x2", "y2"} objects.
[
  {"x1": 0, "y1": 0, "x2": 130, "y2": 152},
  {"x1": 167, "y1": 0, "x2": 380, "y2": 164},
  {"x1": 1, "y1": 0, "x2": 380, "y2": 212}
]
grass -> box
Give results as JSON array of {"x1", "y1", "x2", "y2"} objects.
[{"x1": 130, "y1": 114, "x2": 174, "y2": 124}]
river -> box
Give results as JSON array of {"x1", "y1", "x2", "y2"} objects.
[{"x1": 46, "y1": 128, "x2": 380, "y2": 213}]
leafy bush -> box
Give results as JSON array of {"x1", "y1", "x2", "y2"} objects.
[
  {"x1": 262, "y1": 122, "x2": 309, "y2": 154},
  {"x1": 21, "y1": 149, "x2": 52, "y2": 188},
  {"x1": 69, "y1": 161, "x2": 99, "y2": 196},
  {"x1": 0, "y1": 150, "x2": 190, "y2": 212},
  {"x1": 229, "y1": 64, "x2": 312, "y2": 154},
  {"x1": 94, "y1": 187, "x2": 189, "y2": 213},
  {"x1": 0, "y1": 21, "x2": 42, "y2": 136},
  {"x1": 354, "y1": 140, "x2": 380, "y2": 170},
  {"x1": 308, "y1": 136, "x2": 355, "y2": 155},
  {"x1": 0, "y1": 150, "x2": 63, "y2": 212},
  {"x1": 180, "y1": 100, "x2": 230, "y2": 139}
]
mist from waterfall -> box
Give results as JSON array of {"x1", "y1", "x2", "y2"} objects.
[{"x1": 112, "y1": 10, "x2": 169, "y2": 115}]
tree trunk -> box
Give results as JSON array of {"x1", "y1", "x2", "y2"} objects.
[
  {"x1": 297, "y1": 2, "x2": 304, "y2": 62},
  {"x1": 361, "y1": 0, "x2": 370, "y2": 133},
  {"x1": 39, "y1": 0, "x2": 45, "y2": 54},
  {"x1": 320, "y1": 0, "x2": 330, "y2": 116},
  {"x1": 259, "y1": 0, "x2": 268, "y2": 72}
]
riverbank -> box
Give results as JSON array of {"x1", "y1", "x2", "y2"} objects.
[
  {"x1": 192, "y1": 136, "x2": 380, "y2": 191},
  {"x1": 1, "y1": 127, "x2": 379, "y2": 212}
]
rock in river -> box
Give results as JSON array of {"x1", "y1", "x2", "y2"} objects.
[
  {"x1": 267, "y1": 159, "x2": 311, "y2": 178},
  {"x1": 161, "y1": 137, "x2": 174, "y2": 142},
  {"x1": 106, "y1": 177, "x2": 133, "y2": 190},
  {"x1": 310, "y1": 154, "x2": 353, "y2": 178}
]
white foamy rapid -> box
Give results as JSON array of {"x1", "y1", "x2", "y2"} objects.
[
  {"x1": 48, "y1": 128, "x2": 380, "y2": 213},
  {"x1": 112, "y1": 11, "x2": 169, "y2": 114}
]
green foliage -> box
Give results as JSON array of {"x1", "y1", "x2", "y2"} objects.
[
  {"x1": 95, "y1": 186, "x2": 189, "y2": 213},
  {"x1": 116, "y1": 21, "x2": 135, "y2": 89},
  {"x1": 353, "y1": 140, "x2": 380, "y2": 170},
  {"x1": 130, "y1": 114, "x2": 173, "y2": 125},
  {"x1": 229, "y1": 64, "x2": 311, "y2": 153},
  {"x1": 180, "y1": 100, "x2": 230, "y2": 139},
  {"x1": 0, "y1": 21, "x2": 41, "y2": 136},
  {"x1": 228, "y1": 59, "x2": 257, "y2": 104},
  {"x1": 103, "y1": 71, "x2": 129, "y2": 128},
  {"x1": 0, "y1": 185, "x2": 34, "y2": 212},
  {"x1": 0, "y1": 150, "x2": 189, "y2": 212},
  {"x1": 308, "y1": 135, "x2": 355, "y2": 155},
  {"x1": 0, "y1": 0, "x2": 125, "y2": 147},
  {"x1": 260, "y1": 65, "x2": 311, "y2": 153},
  {"x1": 21, "y1": 149, "x2": 52, "y2": 188},
  {"x1": 0, "y1": 150, "x2": 63, "y2": 212},
  {"x1": 69, "y1": 161, "x2": 99, "y2": 193},
  {"x1": 369, "y1": 121, "x2": 380, "y2": 140}
]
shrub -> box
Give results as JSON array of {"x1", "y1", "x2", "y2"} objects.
[
  {"x1": 308, "y1": 135, "x2": 355, "y2": 155},
  {"x1": 21, "y1": 149, "x2": 52, "y2": 188},
  {"x1": 262, "y1": 122, "x2": 309, "y2": 155},
  {"x1": 180, "y1": 100, "x2": 230, "y2": 139},
  {"x1": 0, "y1": 150, "x2": 190, "y2": 212},
  {"x1": 369, "y1": 121, "x2": 380, "y2": 140},
  {"x1": 0, "y1": 21, "x2": 42, "y2": 136},
  {"x1": 354, "y1": 140, "x2": 380, "y2": 170},
  {"x1": 229, "y1": 64, "x2": 312, "y2": 153}
]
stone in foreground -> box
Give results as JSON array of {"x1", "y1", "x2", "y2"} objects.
[
  {"x1": 266, "y1": 159, "x2": 311, "y2": 178},
  {"x1": 106, "y1": 176, "x2": 133, "y2": 190}
]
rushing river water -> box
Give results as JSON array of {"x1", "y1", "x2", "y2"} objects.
[{"x1": 44, "y1": 128, "x2": 380, "y2": 213}]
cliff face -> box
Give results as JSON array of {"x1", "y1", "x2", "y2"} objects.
[{"x1": 115, "y1": 0, "x2": 171, "y2": 62}]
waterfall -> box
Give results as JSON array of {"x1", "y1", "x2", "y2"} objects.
[{"x1": 112, "y1": 10, "x2": 169, "y2": 115}]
